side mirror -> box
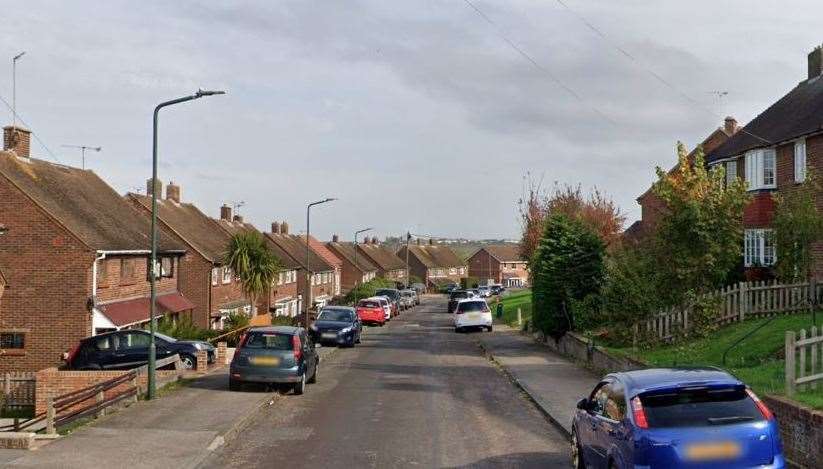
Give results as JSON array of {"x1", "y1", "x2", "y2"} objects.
[{"x1": 576, "y1": 398, "x2": 590, "y2": 411}]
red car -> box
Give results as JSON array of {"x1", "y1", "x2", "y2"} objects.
[{"x1": 356, "y1": 299, "x2": 386, "y2": 326}]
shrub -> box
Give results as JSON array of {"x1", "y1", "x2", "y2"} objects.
[
  {"x1": 460, "y1": 277, "x2": 479, "y2": 289},
  {"x1": 153, "y1": 316, "x2": 218, "y2": 341},
  {"x1": 340, "y1": 277, "x2": 397, "y2": 305}
]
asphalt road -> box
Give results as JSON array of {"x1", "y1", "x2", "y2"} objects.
[{"x1": 203, "y1": 295, "x2": 569, "y2": 468}]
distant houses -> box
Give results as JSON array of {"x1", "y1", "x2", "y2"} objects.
[
  {"x1": 467, "y1": 245, "x2": 529, "y2": 287},
  {"x1": 397, "y1": 240, "x2": 467, "y2": 287}
]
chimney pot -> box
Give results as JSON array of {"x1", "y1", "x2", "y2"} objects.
[
  {"x1": 332, "y1": 234, "x2": 339, "y2": 242},
  {"x1": 3, "y1": 126, "x2": 31, "y2": 158},
  {"x1": 233, "y1": 214, "x2": 244, "y2": 223},
  {"x1": 809, "y1": 45, "x2": 823, "y2": 80},
  {"x1": 271, "y1": 222, "x2": 281, "y2": 234},
  {"x1": 724, "y1": 116, "x2": 738, "y2": 135},
  {"x1": 281, "y1": 222, "x2": 289, "y2": 235},
  {"x1": 166, "y1": 181, "x2": 181, "y2": 203},
  {"x1": 220, "y1": 204, "x2": 232, "y2": 221},
  {"x1": 146, "y1": 178, "x2": 164, "y2": 198}
]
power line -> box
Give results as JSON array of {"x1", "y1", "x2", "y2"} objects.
[
  {"x1": 462, "y1": 0, "x2": 617, "y2": 127},
  {"x1": 0, "y1": 92, "x2": 61, "y2": 162}
]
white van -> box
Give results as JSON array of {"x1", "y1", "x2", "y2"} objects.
[{"x1": 453, "y1": 299, "x2": 493, "y2": 332}]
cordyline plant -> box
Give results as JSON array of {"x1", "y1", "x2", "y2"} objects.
[
  {"x1": 223, "y1": 231, "x2": 282, "y2": 315},
  {"x1": 772, "y1": 171, "x2": 823, "y2": 282},
  {"x1": 651, "y1": 142, "x2": 750, "y2": 302}
]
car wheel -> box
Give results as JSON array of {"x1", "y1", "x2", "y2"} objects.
[
  {"x1": 355, "y1": 332, "x2": 361, "y2": 344},
  {"x1": 294, "y1": 372, "x2": 306, "y2": 395},
  {"x1": 229, "y1": 378, "x2": 242, "y2": 391},
  {"x1": 308, "y1": 361, "x2": 318, "y2": 384},
  {"x1": 454, "y1": 326, "x2": 461, "y2": 333},
  {"x1": 487, "y1": 325, "x2": 494, "y2": 332},
  {"x1": 180, "y1": 354, "x2": 196, "y2": 370},
  {"x1": 571, "y1": 427, "x2": 585, "y2": 469}
]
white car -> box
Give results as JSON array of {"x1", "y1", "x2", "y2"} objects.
[
  {"x1": 453, "y1": 299, "x2": 493, "y2": 333},
  {"x1": 477, "y1": 286, "x2": 491, "y2": 298},
  {"x1": 370, "y1": 296, "x2": 392, "y2": 320}
]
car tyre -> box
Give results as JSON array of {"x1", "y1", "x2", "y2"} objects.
[
  {"x1": 571, "y1": 427, "x2": 585, "y2": 469},
  {"x1": 294, "y1": 372, "x2": 306, "y2": 395},
  {"x1": 229, "y1": 378, "x2": 242, "y2": 391},
  {"x1": 180, "y1": 354, "x2": 196, "y2": 370},
  {"x1": 487, "y1": 325, "x2": 494, "y2": 332},
  {"x1": 308, "y1": 361, "x2": 318, "y2": 384},
  {"x1": 454, "y1": 326, "x2": 461, "y2": 333}
]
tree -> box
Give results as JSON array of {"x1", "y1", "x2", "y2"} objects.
[
  {"x1": 772, "y1": 173, "x2": 823, "y2": 282},
  {"x1": 532, "y1": 214, "x2": 605, "y2": 338},
  {"x1": 518, "y1": 175, "x2": 548, "y2": 263},
  {"x1": 546, "y1": 184, "x2": 626, "y2": 249},
  {"x1": 223, "y1": 231, "x2": 281, "y2": 314},
  {"x1": 651, "y1": 142, "x2": 750, "y2": 300}
]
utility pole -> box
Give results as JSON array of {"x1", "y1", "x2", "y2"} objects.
[
  {"x1": 62, "y1": 144, "x2": 101, "y2": 170},
  {"x1": 405, "y1": 232, "x2": 411, "y2": 288},
  {"x1": 353, "y1": 227, "x2": 373, "y2": 304}
]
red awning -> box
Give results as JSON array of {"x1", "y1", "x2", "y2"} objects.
[{"x1": 98, "y1": 292, "x2": 195, "y2": 327}]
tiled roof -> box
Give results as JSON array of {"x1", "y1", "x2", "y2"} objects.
[
  {"x1": 266, "y1": 233, "x2": 334, "y2": 273},
  {"x1": 0, "y1": 152, "x2": 184, "y2": 252},
  {"x1": 127, "y1": 194, "x2": 230, "y2": 263},
  {"x1": 98, "y1": 292, "x2": 195, "y2": 327},
  {"x1": 357, "y1": 244, "x2": 406, "y2": 271},
  {"x1": 475, "y1": 244, "x2": 523, "y2": 262},
  {"x1": 299, "y1": 235, "x2": 342, "y2": 269},
  {"x1": 403, "y1": 244, "x2": 465, "y2": 268},
  {"x1": 326, "y1": 242, "x2": 379, "y2": 272},
  {"x1": 213, "y1": 218, "x2": 302, "y2": 270},
  {"x1": 709, "y1": 77, "x2": 823, "y2": 161}
]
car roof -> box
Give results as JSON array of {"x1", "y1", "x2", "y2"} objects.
[
  {"x1": 320, "y1": 306, "x2": 355, "y2": 312},
  {"x1": 248, "y1": 326, "x2": 302, "y2": 335},
  {"x1": 457, "y1": 298, "x2": 486, "y2": 304},
  {"x1": 365, "y1": 296, "x2": 388, "y2": 302},
  {"x1": 608, "y1": 367, "x2": 742, "y2": 396}
]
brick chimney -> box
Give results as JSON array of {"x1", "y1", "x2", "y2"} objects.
[
  {"x1": 281, "y1": 222, "x2": 289, "y2": 235},
  {"x1": 809, "y1": 45, "x2": 823, "y2": 79},
  {"x1": 233, "y1": 214, "x2": 244, "y2": 223},
  {"x1": 220, "y1": 204, "x2": 232, "y2": 221},
  {"x1": 724, "y1": 116, "x2": 738, "y2": 135},
  {"x1": 166, "y1": 181, "x2": 181, "y2": 203},
  {"x1": 271, "y1": 221, "x2": 281, "y2": 234},
  {"x1": 3, "y1": 126, "x2": 31, "y2": 158},
  {"x1": 332, "y1": 234, "x2": 339, "y2": 242},
  {"x1": 146, "y1": 178, "x2": 164, "y2": 198}
]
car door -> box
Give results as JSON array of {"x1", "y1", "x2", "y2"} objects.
[
  {"x1": 583, "y1": 382, "x2": 611, "y2": 468},
  {"x1": 595, "y1": 380, "x2": 631, "y2": 468},
  {"x1": 118, "y1": 331, "x2": 152, "y2": 368},
  {"x1": 301, "y1": 332, "x2": 316, "y2": 376}
]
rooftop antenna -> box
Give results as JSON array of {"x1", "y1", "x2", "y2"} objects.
[
  {"x1": 62, "y1": 144, "x2": 101, "y2": 169},
  {"x1": 707, "y1": 90, "x2": 729, "y2": 115},
  {"x1": 12, "y1": 51, "x2": 25, "y2": 130},
  {"x1": 232, "y1": 201, "x2": 245, "y2": 214}
]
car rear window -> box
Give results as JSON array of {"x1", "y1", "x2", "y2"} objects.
[
  {"x1": 639, "y1": 386, "x2": 763, "y2": 428},
  {"x1": 358, "y1": 301, "x2": 379, "y2": 308},
  {"x1": 318, "y1": 309, "x2": 354, "y2": 321},
  {"x1": 450, "y1": 291, "x2": 469, "y2": 299},
  {"x1": 457, "y1": 301, "x2": 490, "y2": 313},
  {"x1": 244, "y1": 332, "x2": 293, "y2": 350}
]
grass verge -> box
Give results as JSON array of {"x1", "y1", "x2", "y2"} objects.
[{"x1": 491, "y1": 289, "x2": 532, "y2": 328}]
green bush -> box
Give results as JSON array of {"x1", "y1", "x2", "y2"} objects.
[
  {"x1": 340, "y1": 277, "x2": 397, "y2": 305},
  {"x1": 153, "y1": 316, "x2": 219, "y2": 341},
  {"x1": 460, "y1": 277, "x2": 479, "y2": 289}
]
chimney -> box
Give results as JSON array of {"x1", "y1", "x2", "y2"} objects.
[
  {"x1": 271, "y1": 221, "x2": 281, "y2": 234},
  {"x1": 146, "y1": 178, "x2": 164, "y2": 198},
  {"x1": 429, "y1": 238, "x2": 434, "y2": 245},
  {"x1": 724, "y1": 116, "x2": 738, "y2": 135},
  {"x1": 809, "y1": 45, "x2": 823, "y2": 79},
  {"x1": 332, "y1": 234, "x2": 339, "y2": 242},
  {"x1": 3, "y1": 126, "x2": 31, "y2": 158},
  {"x1": 220, "y1": 204, "x2": 232, "y2": 221},
  {"x1": 233, "y1": 214, "x2": 244, "y2": 223},
  {"x1": 281, "y1": 221, "x2": 289, "y2": 235},
  {"x1": 166, "y1": 181, "x2": 181, "y2": 203}
]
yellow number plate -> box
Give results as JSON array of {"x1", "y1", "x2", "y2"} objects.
[
  {"x1": 251, "y1": 356, "x2": 281, "y2": 366},
  {"x1": 469, "y1": 313, "x2": 481, "y2": 319},
  {"x1": 685, "y1": 441, "x2": 741, "y2": 460}
]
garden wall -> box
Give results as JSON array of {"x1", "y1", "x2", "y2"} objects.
[
  {"x1": 538, "y1": 330, "x2": 647, "y2": 375},
  {"x1": 762, "y1": 395, "x2": 823, "y2": 468}
]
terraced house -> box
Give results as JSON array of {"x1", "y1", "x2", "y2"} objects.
[
  {"x1": 326, "y1": 236, "x2": 379, "y2": 293},
  {"x1": 0, "y1": 126, "x2": 191, "y2": 372},
  {"x1": 707, "y1": 45, "x2": 823, "y2": 277},
  {"x1": 396, "y1": 240, "x2": 466, "y2": 288},
  {"x1": 356, "y1": 237, "x2": 407, "y2": 284},
  {"x1": 266, "y1": 223, "x2": 336, "y2": 311},
  {"x1": 126, "y1": 181, "x2": 251, "y2": 330}
]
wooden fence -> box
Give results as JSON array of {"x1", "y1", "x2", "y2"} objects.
[
  {"x1": 1, "y1": 372, "x2": 35, "y2": 410},
  {"x1": 785, "y1": 327, "x2": 823, "y2": 397},
  {"x1": 636, "y1": 279, "x2": 820, "y2": 343}
]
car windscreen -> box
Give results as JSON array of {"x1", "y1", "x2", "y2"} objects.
[
  {"x1": 639, "y1": 386, "x2": 763, "y2": 428},
  {"x1": 450, "y1": 291, "x2": 469, "y2": 300},
  {"x1": 243, "y1": 332, "x2": 292, "y2": 350},
  {"x1": 358, "y1": 301, "x2": 380, "y2": 308},
  {"x1": 375, "y1": 289, "x2": 398, "y2": 299},
  {"x1": 457, "y1": 301, "x2": 489, "y2": 313},
  {"x1": 318, "y1": 309, "x2": 354, "y2": 322}
]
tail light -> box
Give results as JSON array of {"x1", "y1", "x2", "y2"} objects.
[
  {"x1": 631, "y1": 396, "x2": 649, "y2": 429},
  {"x1": 745, "y1": 388, "x2": 774, "y2": 420},
  {"x1": 64, "y1": 343, "x2": 81, "y2": 365},
  {"x1": 293, "y1": 335, "x2": 303, "y2": 361},
  {"x1": 237, "y1": 331, "x2": 248, "y2": 350}
]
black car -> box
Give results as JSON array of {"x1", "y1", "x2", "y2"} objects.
[
  {"x1": 448, "y1": 290, "x2": 472, "y2": 313},
  {"x1": 490, "y1": 285, "x2": 505, "y2": 295},
  {"x1": 309, "y1": 306, "x2": 362, "y2": 347},
  {"x1": 64, "y1": 329, "x2": 215, "y2": 370},
  {"x1": 375, "y1": 288, "x2": 404, "y2": 311}
]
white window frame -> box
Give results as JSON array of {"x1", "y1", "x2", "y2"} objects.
[
  {"x1": 222, "y1": 266, "x2": 232, "y2": 284},
  {"x1": 744, "y1": 148, "x2": 776, "y2": 190},
  {"x1": 795, "y1": 139, "x2": 807, "y2": 183},
  {"x1": 744, "y1": 229, "x2": 776, "y2": 267},
  {"x1": 725, "y1": 159, "x2": 738, "y2": 187},
  {"x1": 211, "y1": 267, "x2": 219, "y2": 286}
]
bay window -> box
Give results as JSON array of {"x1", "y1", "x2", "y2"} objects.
[
  {"x1": 744, "y1": 229, "x2": 776, "y2": 267},
  {"x1": 795, "y1": 139, "x2": 807, "y2": 183},
  {"x1": 744, "y1": 148, "x2": 776, "y2": 190}
]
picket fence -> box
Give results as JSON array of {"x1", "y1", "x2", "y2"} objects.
[
  {"x1": 635, "y1": 279, "x2": 820, "y2": 343},
  {"x1": 785, "y1": 326, "x2": 823, "y2": 396}
]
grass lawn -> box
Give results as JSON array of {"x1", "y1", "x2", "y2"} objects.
[
  {"x1": 609, "y1": 313, "x2": 823, "y2": 409},
  {"x1": 491, "y1": 289, "x2": 532, "y2": 328}
]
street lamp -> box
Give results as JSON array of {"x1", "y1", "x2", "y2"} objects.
[
  {"x1": 304, "y1": 198, "x2": 336, "y2": 328},
  {"x1": 148, "y1": 88, "x2": 225, "y2": 400},
  {"x1": 352, "y1": 227, "x2": 374, "y2": 304}
]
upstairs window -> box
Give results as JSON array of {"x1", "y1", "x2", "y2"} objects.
[
  {"x1": 222, "y1": 267, "x2": 232, "y2": 284},
  {"x1": 725, "y1": 160, "x2": 738, "y2": 187},
  {"x1": 744, "y1": 148, "x2": 776, "y2": 190},
  {"x1": 744, "y1": 229, "x2": 775, "y2": 267},
  {"x1": 795, "y1": 139, "x2": 807, "y2": 183},
  {"x1": 211, "y1": 268, "x2": 219, "y2": 286}
]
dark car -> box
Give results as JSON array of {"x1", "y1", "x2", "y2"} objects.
[
  {"x1": 309, "y1": 306, "x2": 362, "y2": 347},
  {"x1": 448, "y1": 290, "x2": 472, "y2": 313},
  {"x1": 572, "y1": 368, "x2": 785, "y2": 469},
  {"x1": 229, "y1": 326, "x2": 318, "y2": 394},
  {"x1": 440, "y1": 283, "x2": 459, "y2": 294},
  {"x1": 375, "y1": 288, "x2": 404, "y2": 312},
  {"x1": 64, "y1": 329, "x2": 215, "y2": 371},
  {"x1": 490, "y1": 284, "x2": 505, "y2": 295}
]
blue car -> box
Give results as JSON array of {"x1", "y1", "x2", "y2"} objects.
[
  {"x1": 571, "y1": 368, "x2": 784, "y2": 469},
  {"x1": 309, "y1": 306, "x2": 362, "y2": 347}
]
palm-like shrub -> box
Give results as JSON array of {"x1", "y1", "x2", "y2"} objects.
[{"x1": 223, "y1": 231, "x2": 281, "y2": 314}]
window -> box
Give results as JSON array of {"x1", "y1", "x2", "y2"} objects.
[
  {"x1": 795, "y1": 139, "x2": 807, "y2": 183},
  {"x1": 98, "y1": 260, "x2": 109, "y2": 284},
  {"x1": 211, "y1": 268, "x2": 219, "y2": 286},
  {"x1": 161, "y1": 257, "x2": 173, "y2": 278},
  {"x1": 449, "y1": 267, "x2": 457, "y2": 275},
  {"x1": 725, "y1": 160, "x2": 738, "y2": 187},
  {"x1": 605, "y1": 381, "x2": 626, "y2": 421},
  {"x1": 744, "y1": 148, "x2": 776, "y2": 190},
  {"x1": 277, "y1": 272, "x2": 284, "y2": 286},
  {"x1": 120, "y1": 259, "x2": 136, "y2": 283},
  {"x1": 0, "y1": 332, "x2": 25, "y2": 349},
  {"x1": 121, "y1": 332, "x2": 151, "y2": 349},
  {"x1": 222, "y1": 267, "x2": 232, "y2": 284},
  {"x1": 639, "y1": 386, "x2": 763, "y2": 428},
  {"x1": 744, "y1": 229, "x2": 776, "y2": 267}
]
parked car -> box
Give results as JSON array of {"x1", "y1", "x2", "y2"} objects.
[
  {"x1": 64, "y1": 329, "x2": 214, "y2": 371},
  {"x1": 440, "y1": 283, "x2": 459, "y2": 294},
  {"x1": 572, "y1": 368, "x2": 785, "y2": 469},
  {"x1": 400, "y1": 289, "x2": 416, "y2": 308},
  {"x1": 477, "y1": 285, "x2": 491, "y2": 297},
  {"x1": 373, "y1": 295, "x2": 393, "y2": 320},
  {"x1": 229, "y1": 326, "x2": 318, "y2": 394},
  {"x1": 356, "y1": 298, "x2": 386, "y2": 326},
  {"x1": 407, "y1": 288, "x2": 421, "y2": 305},
  {"x1": 410, "y1": 283, "x2": 426, "y2": 294},
  {"x1": 310, "y1": 306, "x2": 362, "y2": 347},
  {"x1": 448, "y1": 289, "x2": 472, "y2": 313},
  {"x1": 466, "y1": 288, "x2": 480, "y2": 298},
  {"x1": 490, "y1": 284, "x2": 505, "y2": 295},
  {"x1": 375, "y1": 288, "x2": 403, "y2": 313},
  {"x1": 453, "y1": 299, "x2": 492, "y2": 332}
]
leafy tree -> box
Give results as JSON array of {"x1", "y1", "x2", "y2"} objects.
[
  {"x1": 340, "y1": 277, "x2": 396, "y2": 305},
  {"x1": 546, "y1": 184, "x2": 626, "y2": 249},
  {"x1": 772, "y1": 173, "x2": 823, "y2": 281},
  {"x1": 223, "y1": 231, "x2": 281, "y2": 314},
  {"x1": 651, "y1": 143, "x2": 749, "y2": 301},
  {"x1": 532, "y1": 214, "x2": 605, "y2": 338}
]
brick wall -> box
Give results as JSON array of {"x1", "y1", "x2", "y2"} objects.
[
  {"x1": 762, "y1": 394, "x2": 823, "y2": 468},
  {"x1": 468, "y1": 250, "x2": 500, "y2": 283},
  {"x1": 743, "y1": 192, "x2": 776, "y2": 228},
  {"x1": 96, "y1": 255, "x2": 179, "y2": 303},
  {"x1": 177, "y1": 253, "x2": 211, "y2": 329},
  {"x1": 0, "y1": 179, "x2": 93, "y2": 373}
]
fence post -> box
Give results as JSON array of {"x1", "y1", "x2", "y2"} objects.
[
  {"x1": 131, "y1": 375, "x2": 140, "y2": 403},
  {"x1": 799, "y1": 329, "x2": 807, "y2": 392},
  {"x1": 217, "y1": 341, "x2": 228, "y2": 365},
  {"x1": 196, "y1": 350, "x2": 208, "y2": 374},
  {"x1": 95, "y1": 390, "x2": 105, "y2": 418},
  {"x1": 785, "y1": 330, "x2": 796, "y2": 397},
  {"x1": 810, "y1": 277, "x2": 817, "y2": 317},
  {"x1": 13, "y1": 418, "x2": 19, "y2": 432},
  {"x1": 739, "y1": 282, "x2": 747, "y2": 322},
  {"x1": 46, "y1": 396, "x2": 56, "y2": 435},
  {"x1": 811, "y1": 326, "x2": 818, "y2": 391},
  {"x1": 517, "y1": 308, "x2": 522, "y2": 329}
]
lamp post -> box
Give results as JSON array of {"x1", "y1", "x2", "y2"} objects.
[
  {"x1": 405, "y1": 232, "x2": 411, "y2": 289},
  {"x1": 304, "y1": 198, "x2": 336, "y2": 328},
  {"x1": 148, "y1": 89, "x2": 224, "y2": 400},
  {"x1": 352, "y1": 227, "x2": 373, "y2": 304}
]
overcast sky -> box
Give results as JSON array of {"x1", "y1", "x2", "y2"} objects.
[{"x1": 1, "y1": 1, "x2": 820, "y2": 241}]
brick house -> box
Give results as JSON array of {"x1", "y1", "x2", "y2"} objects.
[
  {"x1": 467, "y1": 244, "x2": 529, "y2": 287},
  {"x1": 357, "y1": 237, "x2": 407, "y2": 285},
  {"x1": 706, "y1": 45, "x2": 823, "y2": 277},
  {"x1": 126, "y1": 182, "x2": 252, "y2": 330},
  {"x1": 625, "y1": 117, "x2": 739, "y2": 242},
  {"x1": 0, "y1": 127, "x2": 192, "y2": 372},
  {"x1": 396, "y1": 240, "x2": 467, "y2": 288},
  {"x1": 297, "y1": 233, "x2": 342, "y2": 297},
  {"x1": 265, "y1": 223, "x2": 336, "y2": 311},
  {"x1": 213, "y1": 208, "x2": 301, "y2": 318},
  {"x1": 326, "y1": 236, "x2": 379, "y2": 293}
]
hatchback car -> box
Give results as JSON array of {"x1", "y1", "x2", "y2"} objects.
[
  {"x1": 230, "y1": 326, "x2": 318, "y2": 394},
  {"x1": 64, "y1": 329, "x2": 214, "y2": 370},
  {"x1": 453, "y1": 299, "x2": 493, "y2": 332},
  {"x1": 309, "y1": 306, "x2": 362, "y2": 347},
  {"x1": 375, "y1": 288, "x2": 403, "y2": 312},
  {"x1": 356, "y1": 298, "x2": 386, "y2": 326},
  {"x1": 572, "y1": 368, "x2": 785, "y2": 469},
  {"x1": 477, "y1": 285, "x2": 491, "y2": 297},
  {"x1": 400, "y1": 289, "x2": 416, "y2": 308}
]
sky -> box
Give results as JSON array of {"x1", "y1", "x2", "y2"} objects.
[{"x1": 0, "y1": 0, "x2": 821, "y2": 241}]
